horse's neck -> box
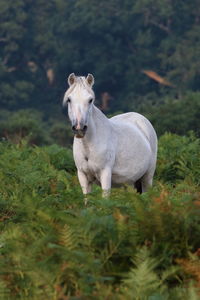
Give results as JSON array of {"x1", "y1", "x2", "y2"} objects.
[
  {"x1": 84, "y1": 105, "x2": 111, "y2": 145},
  {"x1": 92, "y1": 105, "x2": 109, "y2": 127}
]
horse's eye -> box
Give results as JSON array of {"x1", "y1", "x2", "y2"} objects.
[
  {"x1": 89, "y1": 98, "x2": 93, "y2": 104},
  {"x1": 67, "y1": 98, "x2": 71, "y2": 103}
]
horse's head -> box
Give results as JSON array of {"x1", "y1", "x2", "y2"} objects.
[{"x1": 63, "y1": 73, "x2": 95, "y2": 138}]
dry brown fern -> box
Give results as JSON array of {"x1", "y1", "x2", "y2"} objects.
[{"x1": 176, "y1": 253, "x2": 200, "y2": 289}]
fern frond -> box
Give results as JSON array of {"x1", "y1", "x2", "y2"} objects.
[
  {"x1": 100, "y1": 240, "x2": 120, "y2": 267},
  {"x1": 176, "y1": 256, "x2": 200, "y2": 287},
  {"x1": 169, "y1": 283, "x2": 200, "y2": 300},
  {"x1": 186, "y1": 283, "x2": 200, "y2": 300},
  {"x1": 161, "y1": 265, "x2": 180, "y2": 283},
  {"x1": 122, "y1": 247, "x2": 162, "y2": 299},
  {"x1": 59, "y1": 224, "x2": 77, "y2": 251}
]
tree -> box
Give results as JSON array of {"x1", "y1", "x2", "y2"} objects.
[{"x1": 0, "y1": 0, "x2": 200, "y2": 115}]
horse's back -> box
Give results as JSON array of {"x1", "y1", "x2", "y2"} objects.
[{"x1": 110, "y1": 112, "x2": 157, "y2": 154}]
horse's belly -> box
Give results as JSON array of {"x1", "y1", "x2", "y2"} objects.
[
  {"x1": 111, "y1": 166, "x2": 147, "y2": 184},
  {"x1": 111, "y1": 173, "x2": 133, "y2": 185},
  {"x1": 111, "y1": 149, "x2": 151, "y2": 184}
]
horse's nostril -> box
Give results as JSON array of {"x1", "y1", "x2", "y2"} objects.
[{"x1": 72, "y1": 125, "x2": 87, "y2": 133}]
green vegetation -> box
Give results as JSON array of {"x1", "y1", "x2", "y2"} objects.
[
  {"x1": 0, "y1": 1, "x2": 200, "y2": 298},
  {"x1": 0, "y1": 0, "x2": 200, "y2": 137},
  {"x1": 0, "y1": 134, "x2": 199, "y2": 299},
  {"x1": 140, "y1": 92, "x2": 200, "y2": 137},
  {"x1": 0, "y1": 109, "x2": 73, "y2": 146}
]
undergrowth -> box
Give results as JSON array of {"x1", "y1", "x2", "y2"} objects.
[{"x1": 0, "y1": 133, "x2": 199, "y2": 299}]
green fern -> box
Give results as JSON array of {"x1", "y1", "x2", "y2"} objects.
[
  {"x1": 59, "y1": 224, "x2": 77, "y2": 251},
  {"x1": 122, "y1": 247, "x2": 161, "y2": 299},
  {"x1": 100, "y1": 240, "x2": 121, "y2": 268},
  {"x1": 168, "y1": 284, "x2": 200, "y2": 300},
  {"x1": 122, "y1": 247, "x2": 179, "y2": 300},
  {"x1": 0, "y1": 139, "x2": 199, "y2": 299}
]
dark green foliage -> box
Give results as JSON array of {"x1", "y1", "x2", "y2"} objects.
[
  {"x1": 1, "y1": 0, "x2": 200, "y2": 141},
  {"x1": 0, "y1": 135, "x2": 199, "y2": 299},
  {"x1": 157, "y1": 133, "x2": 200, "y2": 184},
  {"x1": 140, "y1": 92, "x2": 200, "y2": 137},
  {"x1": 0, "y1": 109, "x2": 49, "y2": 145},
  {"x1": 0, "y1": 109, "x2": 73, "y2": 146},
  {"x1": 44, "y1": 144, "x2": 75, "y2": 172},
  {"x1": 1, "y1": 0, "x2": 200, "y2": 114}
]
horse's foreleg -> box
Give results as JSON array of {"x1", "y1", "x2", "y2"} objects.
[
  {"x1": 100, "y1": 168, "x2": 111, "y2": 198},
  {"x1": 77, "y1": 170, "x2": 91, "y2": 204}
]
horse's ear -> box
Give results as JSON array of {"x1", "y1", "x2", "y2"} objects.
[
  {"x1": 86, "y1": 73, "x2": 94, "y2": 87},
  {"x1": 68, "y1": 73, "x2": 76, "y2": 86}
]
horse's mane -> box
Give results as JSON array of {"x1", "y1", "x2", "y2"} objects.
[{"x1": 66, "y1": 76, "x2": 94, "y2": 97}]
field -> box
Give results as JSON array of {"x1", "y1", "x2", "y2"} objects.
[{"x1": 0, "y1": 133, "x2": 200, "y2": 299}]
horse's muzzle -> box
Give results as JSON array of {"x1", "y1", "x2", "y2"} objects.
[{"x1": 72, "y1": 125, "x2": 87, "y2": 138}]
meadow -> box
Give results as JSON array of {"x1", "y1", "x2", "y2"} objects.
[{"x1": 0, "y1": 133, "x2": 200, "y2": 299}]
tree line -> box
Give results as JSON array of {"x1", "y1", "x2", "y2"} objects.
[{"x1": 0, "y1": 0, "x2": 200, "y2": 139}]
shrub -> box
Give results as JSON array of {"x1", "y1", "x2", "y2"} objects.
[
  {"x1": 0, "y1": 109, "x2": 73, "y2": 147},
  {"x1": 157, "y1": 132, "x2": 200, "y2": 185},
  {"x1": 141, "y1": 92, "x2": 200, "y2": 137},
  {"x1": 0, "y1": 109, "x2": 50, "y2": 145}
]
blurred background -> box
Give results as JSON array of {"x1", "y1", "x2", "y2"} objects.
[{"x1": 0, "y1": 0, "x2": 200, "y2": 146}]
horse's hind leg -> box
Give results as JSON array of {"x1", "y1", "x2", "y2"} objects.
[{"x1": 141, "y1": 172, "x2": 153, "y2": 193}]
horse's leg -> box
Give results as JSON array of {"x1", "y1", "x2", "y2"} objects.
[
  {"x1": 141, "y1": 172, "x2": 153, "y2": 193},
  {"x1": 100, "y1": 168, "x2": 111, "y2": 198},
  {"x1": 77, "y1": 170, "x2": 91, "y2": 204},
  {"x1": 141, "y1": 158, "x2": 156, "y2": 192}
]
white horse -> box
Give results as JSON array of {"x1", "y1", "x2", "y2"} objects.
[{"x1": 63, "y1": 73, "x2": 157, "y2": 198}]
